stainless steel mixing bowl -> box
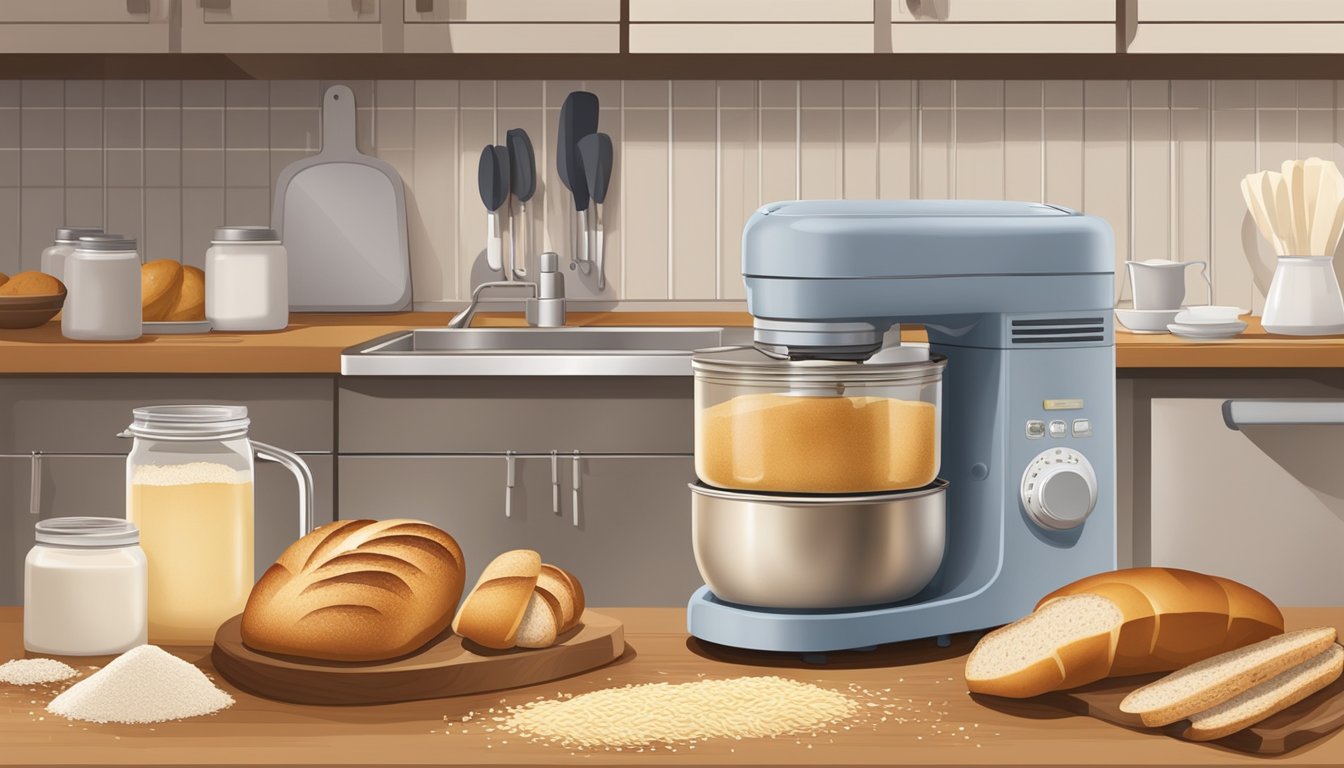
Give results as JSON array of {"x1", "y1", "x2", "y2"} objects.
[{"x1": 690, "y1": 480, "x2": 947, "y2": 610}]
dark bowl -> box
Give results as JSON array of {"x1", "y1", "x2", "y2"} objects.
[{"x1": 0, "y1": 289, "x2": 66, "y2": 329}]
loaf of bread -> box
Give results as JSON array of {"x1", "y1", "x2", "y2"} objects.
[
  {"x1": 452, "y1": 550, "x2": 542, "y2": 649},
  {"x1": 0, "y1": 271, "x2": 64, "y2": 296},
  {"x1": 241, "y1": 519, "x2": 466, "y2": 662},
  {"x1": 516, "y1": 564, "x2": 586, "y2": 648},
  {"x1": 166, "y1": 265, "x2": 205, "y2": 321},
  {"x1": 964, "y1": 568, "x2": 1284, "y2": 698},
  {"x1": 141, "y1": 260, "x2": 183, "y2": 320}
]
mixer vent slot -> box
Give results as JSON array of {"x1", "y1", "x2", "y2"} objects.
[{"x1": 1010, "y1": 317, "x2": 1105, "y2": 344}]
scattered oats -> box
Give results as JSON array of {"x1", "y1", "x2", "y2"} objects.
[{"x1": 0, "y1": 658, "x2": 78, "y2": 686}]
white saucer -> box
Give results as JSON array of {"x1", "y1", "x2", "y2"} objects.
[
  {"x1": 1175, "y1": 305, "x2": 1247, "y2": 324},
  {"x1": 1115, "y1": 307, "x2": 1181, "y2": 333},
  {"x1": 1167, "y1": 320, "x2": 1247, "y2": 339}
]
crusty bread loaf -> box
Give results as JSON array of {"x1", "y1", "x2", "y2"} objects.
[
  {"x1": 0, "y1": 271, "x2": 64, "y2": 296},
  {"x1": 965, "y1": 568, "x2": 1283, "y2": 699},
  {"x1": 452, "y1": 550, "x2": 541, "y2": 650},
  {"x1": 166, "y1": 265, "x2": 205, "y2": 321},
  {"x1": 141, "y1": 259, "x2": 184, "y2": 321},
  {"x1": 514, "y1": 564, "x2": 586, "y2": 648},
  {"x1": 1121, "y1": 627, "x2": 1337, "y2": 726},
  {"x1": 241, "y1": 519, "x2": 465, "y2": 662},
  {"x1": 1185, "y1": 644, "x2": 1343, "y2": 742}
]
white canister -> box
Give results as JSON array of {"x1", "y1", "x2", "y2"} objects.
[
  {"x1": 24, "y1": 517, "x2": 148, "y2": 656},
  {"x1": 61, "y1": 234, "x2": 142, "y2": 341},
  {"x1": 206, "y1": 227, "x2": 288, "y2": 331},
  {"x1": 39, "y1": 226, "x2": 102, "y2": 283}
]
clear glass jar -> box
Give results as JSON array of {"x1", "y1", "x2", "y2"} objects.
[
  {"x1": 123, "y1": 405, "x2": 313, "y2": 645},
  {"x1": 24, "y1": 517, "x2": 147, "y2": 656},
  {"x1": 205, "y1": 226, "x2": 288, "y2": 331},
  {"x1": 692, "y1": 345, "x2": 946, "y2": 494},
  {"x1": 39, "y1": 226, "x2": 102, "y2": 283},
  {"x1": 61, "y1": 234, "x2": 142, "y2": 341}
]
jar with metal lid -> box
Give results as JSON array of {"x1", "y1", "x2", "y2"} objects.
[
  {"x1": 122, "y1": 404, "x2": 313, "y2": 645},
  {"x1": 24, "y1": 517, "x2": 147, "y2": 655},
  {"x1": 205, "y1": 226, "x2": 288, "y2": 331},
  {"x1": 692, "y1": 345, "x2": 946, "y2": 494},
  {"x1": 61, "y1": 234, "x2": 142, "y2": 341},
  {"x1": 39, "y1": 226, "x2": 102, "y2": 282}
]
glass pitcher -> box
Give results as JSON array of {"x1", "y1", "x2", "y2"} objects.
[{"x1": 121, "y1": 405, "x2": 313, "y2": 645}]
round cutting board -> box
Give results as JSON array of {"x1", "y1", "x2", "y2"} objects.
[{"x1": 211, "y1": 611, "x2": 624, "y2": 705}]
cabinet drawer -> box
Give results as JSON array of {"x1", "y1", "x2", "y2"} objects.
[
  {"x1": 202, "y1": 0, "x2": 380, "y2": 23},
  {"x1": 891, "y1": 0, "x2": 1114, "y2": 53},
  {"x1": 182, "y1": 0, "x2": 384, "y2": 52},
  {"x1": 0, "y1": 0, "x2": 158, "y2": 23},
  {"x1": 629, "y1": 0, "x2": 871, "y2": 23},
  {"x1": 338, "y1": 378, "x2": 692, "y2": 454},
  {"x1": 338, "y1": 454, "x2": 701, "y2": 606},
  {"x1": 895, "y1": 0, "x2": 1113, "y2": 22},
  {"x1": 1137, "y1": 0, "x2": 1344, "y2": 22},
  {"x1": 0, "y1": 376, "x2": 334, "y2": 454},
  {"x1": 629, "y1": 0, "x2": 872, "y2": 53},
  {"x1": 0, "y1": 0, "x2": 171, "y2": 52},
  {"x1": 1131, "y1": 0, "x2": 1344, "y2": 52},
  {"x1": 404, "y1": 0, "x2": 619, "y2": 52},
  {"x1": 406, "y1": 0, "x2": 618, "y2": 23}
]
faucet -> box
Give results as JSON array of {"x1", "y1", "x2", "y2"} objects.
[{"x1": 448, "y1": 251, "x2": 566, "y2": 329}]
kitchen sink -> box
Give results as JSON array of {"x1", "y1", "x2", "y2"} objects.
[{"x1": 341, "y1": 326, "x2": 739, "y2": 376}]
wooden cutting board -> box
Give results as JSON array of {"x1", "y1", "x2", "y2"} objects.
[
  {"x1": 1028, "y1": 673, "x2": 1344, "y2": 755},
  {"x1": 211, "y1": 610, "x2": 624, "y2": 706}
]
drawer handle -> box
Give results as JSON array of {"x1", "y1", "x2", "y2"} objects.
[
  {"x1": 504, "y1": 451, "x2": 516, "y2": 518},
  {"x1": 1222, "y1": 399, "x2": 1344, "y2": 430},
  {"x1": 571, "y1": 451, "x2": 581, "y2": 528},
  {"x1": 29, "y1": 451, "x2": 42, "y2": 516}
]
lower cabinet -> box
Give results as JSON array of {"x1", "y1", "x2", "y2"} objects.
[{"x1": 338, "y1": 454, "x2": 703, "y2": 606}]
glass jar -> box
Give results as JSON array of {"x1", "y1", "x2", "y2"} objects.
[
  {"x1": 39, "y1": 226, "x2": 102, "y2": 282},
  {"x1": 122, "y1": 405, "x2": 313, "y2": 645},
  {"x1": 24, "y1": 517, "x2": 147, "y2": 656},
  {"x1": 205, "y1": 226, "x2": 288, "y2": 331},
  {"x1": 61, "y1": 234, "x2": 142, "y2": 341},
  {"x1": 692, "y1": 345, "x2": 946, "y2": 494}
]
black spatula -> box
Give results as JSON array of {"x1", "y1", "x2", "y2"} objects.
[
  {"x1": 578, "y1": 132, "x2": 613, "y2": 290},
  {"x1": 478, "y1": 145, "x2": 509, "y2": 273},
  {"x1": 506, "y1": 128, "x2": 536, "y2": 280},
  {"x1": 556, "y1": 91, "x2": 599, "y2": 269}
]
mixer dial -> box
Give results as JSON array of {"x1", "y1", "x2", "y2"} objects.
[{"x1": 1020, "y1": 448, "x2": 1098, "y2": 530}]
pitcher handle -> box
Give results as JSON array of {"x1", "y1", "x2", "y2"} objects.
[
  {"x1": 1189, "y1": 260, "x2": 1212, "y2": 305},
  {"x1": 253, "y1": 440, "x2": 314, "y2": 539}
]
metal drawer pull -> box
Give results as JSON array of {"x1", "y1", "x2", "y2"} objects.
[
  {"x1": 504, "y1": 451, "x2": 516, "y2": 518},
  {"x1": 550, "y1": 450, "x2": 560, "y2": 515},
  {"x1": 29, "y1": 451, "x2": 42, "y2": 516},
  {"x1": 571, "y1": 451, "x2": 581, "y2": 527},
  {"x1": 1222, "y1": 399, "x2": 1344, "y2": 430}
]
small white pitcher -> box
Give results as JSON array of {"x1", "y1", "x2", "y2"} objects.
[{"x1": 1126, "y1": 259, "x2": 1210, "y2": 310}]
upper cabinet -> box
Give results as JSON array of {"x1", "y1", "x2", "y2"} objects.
[
  {"x1": 180, "y1": 0, "x2": 385, "y2": 53},
  {"x1": 628, "y1": 0, "x2": 874, "y2": 53},
  {"x1": 0, "y1": 0, "x2": 173, "y2": 53},
  {"x1": 403, "y1": 0, "x2": 620, "y2": 53},
  {"x1": 1129, "y1": 0, "x2": 1344, "y2": 53},
  {"x1": 891, "y1": 0, "x2": 1116, "y2": 53}
]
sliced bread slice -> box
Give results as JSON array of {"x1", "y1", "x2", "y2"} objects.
[
  {"x1": 965, "y1": 594, "x2": 1123, "y2": 698},
  {"x1": 1184, "y1": 644, "x2": 1343, "y2": 742},
  {"x1": 1120, "y1": 626, "x2": 1337, "y2": 727},
  {"x1": 515, "y1": 588, "x2": 563, "y2": 649}
]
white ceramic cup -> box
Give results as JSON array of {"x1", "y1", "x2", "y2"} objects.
[{"x1": 1128, "y1": 259, "x2": 1208, "y2": 311}]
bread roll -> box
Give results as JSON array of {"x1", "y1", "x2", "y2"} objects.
[
  {"x1": 452, "y1": 550, "x2": 541, "y2": 650},
  {"x1": 166, "y1": 265, "x2": 205, "y2": 321},
  {"x1": 241, "y1": 519, "x2": 466, "y2": 662},
  {"x1": 964, "y1": 567, "x2": 1283, "y2": 698},
  {"x1": 141, "y1": 259, "x2": 183, "y2": 321},
  {"x1": 0, "y1": 271, "x2": 64, "y2": 296}
]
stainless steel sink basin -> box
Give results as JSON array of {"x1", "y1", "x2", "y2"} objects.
[{"x1": 341, "y1": 326, "x2": 736, "y2": 376}]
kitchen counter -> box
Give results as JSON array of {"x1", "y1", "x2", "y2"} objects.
[
  {"x1": 0, "y1": 313, "x2": 1341, "y2": 373},
  {"x1": 1, "y1": 606, "x2": 1340, "y2": 767}
]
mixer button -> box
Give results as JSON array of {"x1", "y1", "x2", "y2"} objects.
[
  {"x1": 1048, "y1": 420, "x2": 1068, "y2": 438},
  {"x1": 1072, "y1": 418, "x2": 1092, "y2": 437},
  {"x1": 1025, "y1": 420, "x2": 1046, "y2": 439}
]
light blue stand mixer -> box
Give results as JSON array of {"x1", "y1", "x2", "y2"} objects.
[{"x1": 687, "y1": 200, "x2": 1118, "y2": 653}]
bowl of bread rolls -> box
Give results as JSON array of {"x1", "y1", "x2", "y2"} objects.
[
  {"x1": 0, "y1": 270, "x2": 67, "y2": 328},
  {"x1": 141, "y1": 259, "x2": 207, "y2": 332}
]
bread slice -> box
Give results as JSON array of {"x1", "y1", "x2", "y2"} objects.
[
  {"x1": 1121, "y1": 627, "x2": 1337, "y2": 726},
  {"x1": 515, "y1": 589, "x2": 563, "y2": 649},
  {"x1": 1185, "y1": 644, "x2": 1343, "y2": 742},
  {"x1": 451, "y1": 549, "x2": 541, "y2": 650},
  {"x1": 965, "y1": 594, "x2": 1124, "y2": 698}
]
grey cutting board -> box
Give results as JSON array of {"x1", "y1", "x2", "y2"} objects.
[{"x1": 272, "y1": 85, "x2": 411, "y2": 312}]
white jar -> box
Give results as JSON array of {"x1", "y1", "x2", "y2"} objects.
[
  {"x1": 206, "y1": 227, "x2": 288, "y2": 331},
  {"x1": 24, "y1": 517, "x2": 148, "y2": 656},
  {"x1": 61, "y1": 234, "x2": 142, "y2": 341},
  {"x1": 40, "y1": 226, "x2": 102, "y2": 282}
]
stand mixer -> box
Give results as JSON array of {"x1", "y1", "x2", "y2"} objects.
[{"x1": 686, "y1": 199, "x2": 1117, "y2": 653}]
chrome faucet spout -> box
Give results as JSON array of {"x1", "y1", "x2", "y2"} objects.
[{"x1": 448, "y1": 281, "x2": 537, "y2": 329}]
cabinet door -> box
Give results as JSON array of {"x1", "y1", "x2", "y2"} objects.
[
  {"x1": 403, "y1": 0, "x2": 619, "y2": 53},
  {"x1": 338, "y1": 454, "x2": 700, "y2": 606},
  {"x1": 181, "y1": 0, "x2": 386, "y2": 53},
  {"x1": 890, "y1": 0, "x2": 1114, "y2": 53},
  {"x1": 629, "y1": 0, "x2": 872, "y2": 53},
  {"x1": 0, "y1": 0, "x2": 172, "y2": 53},
  {"x1": 1131, "y1": 0, "x2": 1344, "y2": 53}
]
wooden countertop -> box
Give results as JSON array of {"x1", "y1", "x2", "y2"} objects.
[
  {"x1": 1, "y1": 606, "x2": 1341, "y2": 767},
  {"x1": 0, "y1": 313, "x2": 1341, "y2": 373}
]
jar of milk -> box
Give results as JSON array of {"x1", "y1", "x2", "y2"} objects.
[
  {"x1": 62, "y1": 234, "x2": 142, "y2": 341},
  {"x1": 24, "y1": 517, "x2": 147, "y2": 656},
  {"x1": 122, "y1": 405, "x2": 313, "y2": 645},
  {"x1": 205, "y1": 226, "x2": 288, "y2": 331}
]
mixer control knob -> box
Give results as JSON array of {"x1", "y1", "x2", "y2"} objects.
[{"x1": 1020, "y1": 448, "x2": 1098, "y2": 531}]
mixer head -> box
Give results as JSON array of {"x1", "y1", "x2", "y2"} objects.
[{"x1": 751, "y1": 319, "x2": 890, "y2": 362}]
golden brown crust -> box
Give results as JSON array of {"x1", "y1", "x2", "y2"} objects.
[
  {"x1": 140, "y1": 259, "x2": 183, "y2": 321},
  {"x1": 536, "y1": 565, "x2": 576, "y2": 631},
  {"x1": 166, "y1": 265, "x2": 205, "y2": 321},
  {"x1": 451, "y1": 550, "x2": 541, "y2": 650},
  {"x1": 240, "y1": 519, "x2": 465, "y2": 662},
  {"x1": 0, "y1": 271, "x2": 64, "y2": 297}
]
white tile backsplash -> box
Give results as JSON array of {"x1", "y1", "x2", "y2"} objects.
[{"x1": 1, "y1": 79, "x2": 1342, "y2": 308}]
